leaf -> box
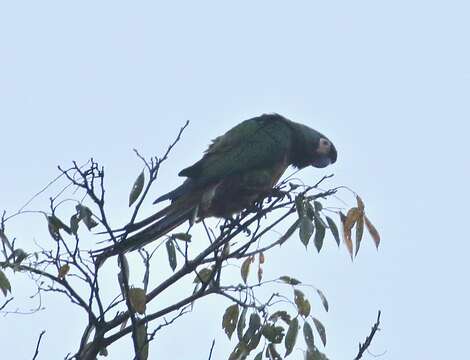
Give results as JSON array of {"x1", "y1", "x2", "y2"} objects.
[
  {"x1": 76, "y1": 204, "x2": 98, "y2": 230},
  {"x1": 316, "y1": 289, "x2": 329, "y2": 312},
  {"x1": 228, "y1": 342, "x2": 249, "y2": 360},
  {"x1": 325, "y1": 216, "x2": 340, "y2": 246},
  {"x1": 70, "y1": 214, "x2": 79, "y2": 235},
  {"x1": 237, "y1": 307, "x2": 248, "y2": 341},
  {"x1": 241, "y1": 256, "x2": 252, "y2": 284},
  {"x1": 222, "y1": 304, "x2": 239, "y2": 339},
  {"x1": 0, "y1": 269, "x2": 11, "y2": 296},
  {"x1": 135, "y1": 324, "x2": 148, "y2": 360},
  {"x1": 259, "y1": 252, "x2": 265, "y2": 264},
  {"x1": 171, "y1": 233, "x2": 192, "y2": 242},
  {"x1": 129, "y1": 170, "x2": 145, "y2": 207},
  {"x1": 295, "y1": 195, "x2": 305, "y2": 218},
  {"x1": 313, "y1": 217, "x2": 326, "y2": 253},
  {"x1": 365, "y1": 215, "x2": 381, "y2": 248},
  {"x1": 193, "y1": 267, "x2": 213, "y2": 284},
  {"x1": 267, "y1": 344, "x2": 282, "y2": 360},
  {"x1": 344, "y1": 207, "x2": 361, "y2": 231},
  {"x1": 12, "y1": 249, "x2": 28, "y2": 264},
  {"x1": 257, "y1": 266, "x2": 263, "y2": 283},
  {"x1": 47, "y1": 216, "x2": 62, "y2": 241},
  {"x1": 279, "y1": 219, "x2": 301, "y2": 245},
  {"x1": 279, "y1": 276, "x2": 301, "y2": 285},
  {"x1": 58, "y1": 264, "x2": 70, "y2": 279},
  {"x1": 129, "y1": 287, "x2": 146, "y2": 314},
  {"x1": 356, "y1": 195, "x2": 365, "y2": 211},
  {"x1": 313, "y1": 201, "x2": 323, "y2": 212},
  {"x1": 294, "y1": 289, "x2": 311, "y2": 317},
  {"x1": 246, "y1": 329, "x2": 262, "y2": 351},
  {"x1": 262, "y1": 325, "x2": 284, "y2": 343},
  {"x1": 284, "y1": 317, "x2": 299, "y2": 357},
  {"x1": 254, "y1": 351, "x2": 263, "y2": 360},
  {"x1": 243, "y1": 313, "x2": 261, "y2": 343},
  {"x1": 165, "y1": 240, "x2": 177, "y2": 271},
  {"x1": 303, "y1": 321, "x2": 315, "y2": 352},
  {"x1": 355, "y1": 214, "x2": 364, "y2": 256},
  {"x1": 269, "y1": 310, "x2": 292, "y2": 325},
  {"x1": 340, "y1": 211, "x2": 353, "y2": 260},
  {"x1": 312, "y1": 317, "x2": 327, "y2": 346},
  {"x1": 299, "y1": 217, "x2": 314, "y2": 247}
]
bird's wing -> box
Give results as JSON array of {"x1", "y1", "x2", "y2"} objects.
[{"x1": 179, "y1": 114, "x2": 293, "y2": 185}]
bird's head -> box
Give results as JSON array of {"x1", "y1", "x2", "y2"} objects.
[{"x1": 291, "y1": 124, "x2": 337, "y2": 169}]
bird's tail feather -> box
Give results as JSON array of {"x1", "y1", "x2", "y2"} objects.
[{"x1": 93, "y1": 206, "x2": 194, "y2": 265}]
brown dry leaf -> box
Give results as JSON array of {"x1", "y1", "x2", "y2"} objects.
[
  {"x1": 340, "y1": 212, "x2": 353, "y2": 260},
  {"x1": 355, "y1": 214, "x2": 364, "y2": 256},
  {"x1": 257, "y1": 266, "x2": 263, "y2": 283},
  {"x1": 259, "y1": 252, "x2": 265, "y2": 264},
  {"x1": 365, "y1": 215, "x2": 381, "y2": 248},
  {"x1": 58, "y1": 264, "x2": 70, "y2": 279},
  {"x1": 344, "y1": 207, "x2": 361, "y2": 231},
  {"x1": 356, "y1": 195, "x2": 365, "y2": 211}
]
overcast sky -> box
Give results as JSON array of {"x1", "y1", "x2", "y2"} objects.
[{"x1": 0, "y1": 1, "x2": 469, "y2": 359}]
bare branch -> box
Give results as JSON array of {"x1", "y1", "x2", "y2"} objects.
[
  {"x1": 354, "y1": 310, "x2": 382, "y2": 360},
  {"x1": 32, "y1": 330, "x2": 46, "y2": 360}
]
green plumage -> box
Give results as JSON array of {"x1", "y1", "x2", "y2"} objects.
[{"x1": 95, "y1": 113, "x2": 337, "y2": 261}]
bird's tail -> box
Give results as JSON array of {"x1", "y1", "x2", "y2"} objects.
[{"x1": 93, "y1": 204, "x2": 195, "y2": 266}]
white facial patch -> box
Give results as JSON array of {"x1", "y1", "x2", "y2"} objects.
[{"x1": 317, "y1": 138, "x2": 331, "y2": 155}]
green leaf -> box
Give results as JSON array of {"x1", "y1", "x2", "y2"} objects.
[
  {"x1": 269, "y1": 310, "x2": 292, "y2": 325},
  {"x1": 237, "y1": 307, "x2": 248, "y2": 341},
  {"x1": 284, "y1": 317, "x2": 299, "y2": 357},
  {"x1": 222, "y1": 304, "x2": 239, "y2": 339},
  {"x1": 243, "y1": 313, "x2": 261, "y2": 343},
  {"x1": 0, "y1": 269, "x2": 11, "y2": 296},
  {"x1": 228, "y1": 342, "x2": 249, "y2": 360},
  {"x1": 69, "y1": 214, "x2": 79, "y2": 235},
  {"x1": 279, "y1": 276, "x2": 301, "y2": 286},
  {"x1": 299, "y1": 217, "x2": 314, "y2": 247},
  {"x1": 129, "y1": 170, "x2": 145, "y2": 207},
  {"x1": 262, "y1": 324, "x2": 284, "y2": 344},
  {"x1": 294, "y1": 289, "x2": 311, "y2": 317},
  {"x1": 193, "y1": 267, "x2": 213, "y2": 284},
  {"x1": 241, "y1": 257, "x2": 252, "y2": 284},
  {"x1": 313, "y1": 201, "x2": 323, "y2": 212},
  {"x1": 313, "y1": 217, "x2": 326, "y2": 253},
  {"x1": 279, "y1": 219, "x2": 301, "y2": 245},
  {"x1": 165, "y1": 240, "x2": 177, "y2": 271},
  {"x1": 12, "y1": 249, "x2": 28, "y2": 264},
  {"x1": 325, "y1": 216, "x2": 340, "y2": 246},
  {"x1": 254, "y1": 351, "x2": 263, "y2": 360},
  {"x1": 135, "y1": 324, "x2": 148, "y2": 360},
  {"x1": 171, "y1": 233, "x2": 192, "y2": 242},
  {"x1": 295, "y1": 195, "x2": 305, "y2": 218},
  {"x1": 303, "y1": 321, "x2": 315, "y2": 352},
  {"x1": 76, "y1": 204, "x2": 98, "y2": 230},
  {"x1": 316, "y1": 289, "x2": 329, "y2": 312},
  {"x1": 267, "y1": 344, "x2": 282, "y2": 360},
  {"x1": 129, "y1": 287, "x2": 147, "y2": 315},
  {"x1": 312, "y1": 317, "x2": 327, "y2": 346},
  {"x1": 306, "y1": 348, "x2": 330, "y2": 360},
  {"x1": 355, "y1": 214, "x2": 364, "y2": 256}
]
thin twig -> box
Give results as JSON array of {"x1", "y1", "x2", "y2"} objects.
[
  {"x1": 207, "y1": 339, "x2": 215, "y2": 360},
  {"x1": 32, "y1": 330, "x2": 46, "y2": 360},
  {"x1": 354, "y1": 310, "x2": 382, "y2": 360}
]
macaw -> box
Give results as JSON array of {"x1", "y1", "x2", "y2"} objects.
[{"x1": 96, "y1": 113, "x2": 337, "y2": 260}]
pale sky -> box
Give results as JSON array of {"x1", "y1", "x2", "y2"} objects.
[{"x1": 0, "y1": 1, "x2": 469, "y2": 359}]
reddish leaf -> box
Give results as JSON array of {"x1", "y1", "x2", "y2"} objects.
[{"x1": 365, "y1": 215, "x2": 381, "y2": 248}]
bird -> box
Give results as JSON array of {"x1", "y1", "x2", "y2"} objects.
[{"x1": 95, "y1": 113, "x2": 337, "y2": 261}]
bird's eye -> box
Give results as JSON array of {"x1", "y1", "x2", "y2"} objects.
[{"x1": 320, "y1": 139, "x2": 330, "y2": 147}]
